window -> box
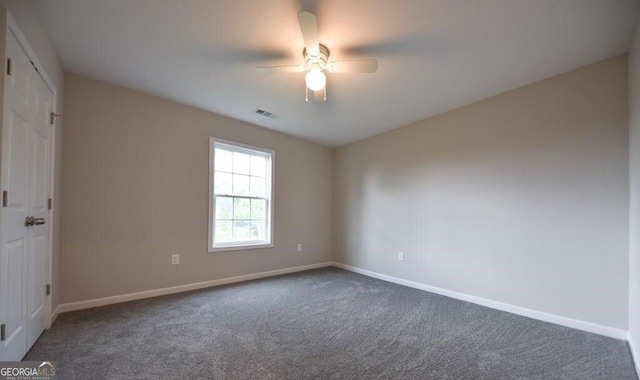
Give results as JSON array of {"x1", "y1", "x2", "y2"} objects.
[{"x1": 209, "y1": 138, "x2": 273, "y2": 252}]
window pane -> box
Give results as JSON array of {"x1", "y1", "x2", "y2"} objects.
[
  {"x1": 215, "y1": 196, "x2": 233, "y2": 219},
  {"x1": 251, "y1": 156, "x2": 266, "y2": 177},
  {"x1": 233, "y1": 174, "x2": 250, "y2": 196},
  {"x1": 250, "y1": 221, "x2": 265, "y2": 240},
  {"x1": 214, "y1": 172, "x2": 232, "y2": 195},
  {"x1": 234, "y1": 152, "x2": 251, "y2": 175},
  {"x1": 215, "y1": 149, "x2": 233, "y2": 172},
  {"x1": 250, "y1": 176, "x2": 266, "y2": 197},
  {"x1": 233, "y1": 220, "x2": 251, "y2": 241},
  {"x1": 215, "y1": 220, "x2": 232, "y2": 243},
  {"x1": 234, "y1": 198, "x2": 250, "y2": 219},
  {"x1": 251, "y1": 199, "x2": 265, "y2": 220}
]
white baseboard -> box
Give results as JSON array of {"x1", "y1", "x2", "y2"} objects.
[
  {"x1": 50, "y1": 305, "x2": 60, "y2": 325},
  {"x1": 332, "y1": 262, "x2": 628, "y2": 340},
  {"x1": 628, "y1": 332, "x2": 640, "y2": 378},
  {"x1": 58, "y1": 262, "x2": 332, "y2": 313},
  {"x1": 53, "y1": 260, "x2": 629, "y2": 342}
]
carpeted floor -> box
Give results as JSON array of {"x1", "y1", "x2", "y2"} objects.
[{"x1": 25, "y1": 267, "x2": 637, "y2": 379}]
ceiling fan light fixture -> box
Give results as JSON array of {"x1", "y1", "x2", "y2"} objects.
[
  {"x1": 255, "y1": 12, "x2": 378, "y2": 101},
  {"x1": 305, "y1": 68, "x2": 326, "y2": 91}
]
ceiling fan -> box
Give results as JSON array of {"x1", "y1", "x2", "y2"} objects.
[{"x1": 256, "y1": 11, "x2": 379, "y2": 102}]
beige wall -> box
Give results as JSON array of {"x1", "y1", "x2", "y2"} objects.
[
  {"x1": 0, "y1": 0, "x2": 64, "y2": 309},
  {"x1": 61, "y1": 73, "x2": 332, "y2": 303},
  {"x1": 628, "y1": 13, "x2": 640, "y2": 369},
  {"x1": 334, "y1": 55, "x2": 629, "y2": 329}
]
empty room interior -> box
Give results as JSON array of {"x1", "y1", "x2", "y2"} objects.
[{"x1": 1, "y1": 0, "x2": 640, "y2": 378}]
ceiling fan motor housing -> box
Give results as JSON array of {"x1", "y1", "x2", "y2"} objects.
[{"x1": 303, "y1": 44, "x2": 330, "y2": 69}]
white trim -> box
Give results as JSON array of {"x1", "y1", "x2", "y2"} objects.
[
  {"x1": 629, "y1": 332, "x2": 640, "y2": 378},
  {"x1": 332, "y1": 262, "x2": 628, "y2": 340},
  {"x1": 208, "y1": 137, "x2": 215, "y2": 250},
  {"x1": 45, "y1": 116, "x2": 55, "y2": 329},
  {"x1": 51, "y1": 261, "x2": 631, "y2": 344},
  {"x1": 50, "y1": 305, "x2": 60, "y2": 326},
  {"x1": 58, "y1": 262, "x2": 332, "y2": 313},
  {"x1": 209, "y1": 242, "x2": 274, "y2": 253}
]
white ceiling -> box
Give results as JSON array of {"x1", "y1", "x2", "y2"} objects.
[{"x1": 34, "y1": 0, "x2": 640, "y2": 147}]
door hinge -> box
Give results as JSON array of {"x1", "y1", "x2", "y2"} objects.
[
  {"x1": 6, "y1": 58, "x2": 11, "y2": 76},
  {"x1": 1, "y1": 324, "x2": 5, "y2": 341},
  {"x1": 46, "y1": 284, "x2": 51, "y2": 296},
  {"x1": 50, "y1": 112, "x2": 61, "y2": 125},
  {"x1": 2, "y1": 191, "x2": 7, "y2": 207},
  {"x1": 48, "y1": 198, "x2": 52, "y2": 210}
]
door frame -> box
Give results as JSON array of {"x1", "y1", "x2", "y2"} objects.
[{"x1": 0, "y1": 9, "x2": 57, "y2": 330}]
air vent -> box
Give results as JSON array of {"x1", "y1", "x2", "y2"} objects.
[{"x1": 254, "y1": 108, "x2": 277, "y2": 119}]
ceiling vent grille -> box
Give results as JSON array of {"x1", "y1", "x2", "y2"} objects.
[{"x1": 254, "y1": 108, "x2": 277, "y2": 119}]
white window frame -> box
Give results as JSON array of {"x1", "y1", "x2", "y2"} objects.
[{"x1": 208, "y1": 137, "x2": 274, "y2": 252}]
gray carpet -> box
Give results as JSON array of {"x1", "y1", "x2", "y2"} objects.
[{"x1": 25, "y1": 267, "x2": 637, "y2": 379}]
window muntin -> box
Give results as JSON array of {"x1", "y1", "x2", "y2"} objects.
[{"x1": 209, "y1": 138, "x2": 273, "y2": 252}]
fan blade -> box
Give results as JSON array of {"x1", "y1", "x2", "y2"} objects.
[
  {"x1": 297, "y1": 11, "x2": 319, "y2": 56},
  {"x1": 256, "y1": 65, "x2": 305, "y2": 74},
  {"x1": 327, "y1": 59, "x2": 378, "y2": 73}
]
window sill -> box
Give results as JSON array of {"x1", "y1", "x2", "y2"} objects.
[{"x1": 209, "y1": 243, "x2": 274, "y2": 253}]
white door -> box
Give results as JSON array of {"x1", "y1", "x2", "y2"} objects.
[
  {"x1": 26, "y1": 55, "x2": 51, "y2": 350},
  {"x1": 0, "y1": 28, "x2": 51, "y2": 361}
]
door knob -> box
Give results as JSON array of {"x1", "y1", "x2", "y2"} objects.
[{"x1": 24, "y1": 217, "x2": 46, "y2": 227}]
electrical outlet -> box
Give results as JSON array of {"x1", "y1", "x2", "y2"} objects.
[
  {"x1": 171, "y1": 254, "x2": 180, "y2": 265},
  {"x1": 297, "y1": 243, "x2": 303, "y2": 252},
  {"x1": 398, "y1": 252, "x2": 404, "y2": 261}
]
